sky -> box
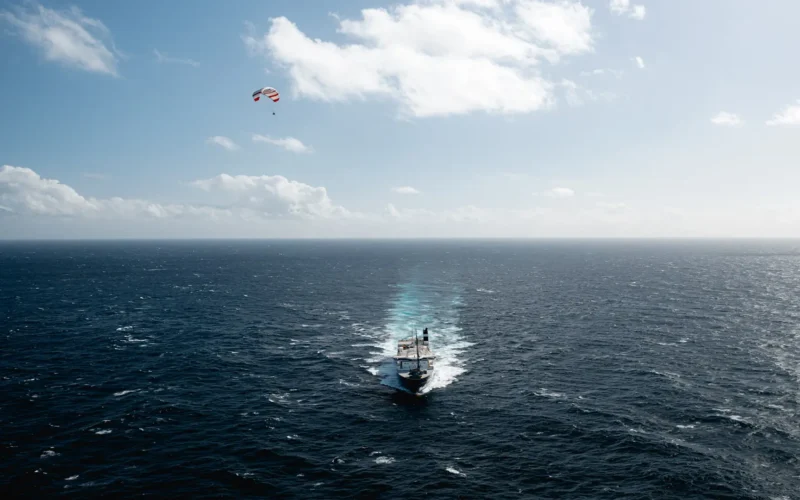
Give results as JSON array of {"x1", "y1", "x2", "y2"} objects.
[{"x1": 2, "y1": 0, "x2": 800, "y2": 239}]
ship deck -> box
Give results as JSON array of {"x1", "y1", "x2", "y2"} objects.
[{"x1": 395, "y1": 339, "x2": 435, "y2": 359}]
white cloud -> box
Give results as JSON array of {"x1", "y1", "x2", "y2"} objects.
[
  {"x1": 392, "y1": 186, "x2": 421, "y2": 195},
  {"x1": 580, "y1": 68, "x2": 624, "y2": 79},
  {"x1": 0, "y1": 3, "x2": 121, "y2": 76},
  {"x1": 766, "y1": 100, "x2": 800, "y2": 126},
  {"x1": 711, "y1": 112, "x2": 743, "y2": 127},
  {"x1": 252, "y1": 134, "x2": 312, "y2": 153},
  {"x1": 634, "y1": 56, "x2": 645, "y2": 69},
  {"x1": 1, "y1": 165, "x2": 98, "y2": 216},
  {"x1": 513, "y1": 0, "x2": 594, "y2": 56},
  {"x1": 545, "y1": 187, "x2": 575, "y2": 198},
  {"x1": 609, "y1": 0, "x2": 645, "y2": 20},
  {"x1": 154, "y1": 49, "x2": 199, "y2": 67},
  {"x1": 0, "y1": 165, "x2": 357, "y2": 224},
  {"x1": 243, "y1": 0, "x2": 599, "y2": 117},
  {"x1": 0, "y1": 165, "x2": 227, "y2": 219},
  {"x1": 206, "y1": 136, "x2": 239, "y2": 151},
  {"x1": 190, "y1": 173, "x2": 354, "y2": 220},
  {"x1": 609, "y1": 0, "x2": 629, "y2": 14}
]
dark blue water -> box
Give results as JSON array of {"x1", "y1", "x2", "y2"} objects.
[{"x1": 2, "y1": 240, "x2": 800, "y2": 499}]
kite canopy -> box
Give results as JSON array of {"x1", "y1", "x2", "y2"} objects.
[{"x1": 252, "y1": 87, "x2": 279, "y2": 102}]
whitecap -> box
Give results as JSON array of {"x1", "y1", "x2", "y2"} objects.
[
  {"x1": 113, "y1": 389, "x2": 140, "y2": 397},
  {"x1": 123, "y1": 334, "x2": 147, "y2": 343},
  {"x1": 268, "y1": 393, "x2": 289, "y2": 405},
  {"x1": 446, "y1": 466, "x2": 465, "y2": 476},
  {"x1": 534, "y1": 388, "x2": 565, "y2": 399},
  {"x1": 375, "y1": 456, "x2": 395, "y2": 464}
]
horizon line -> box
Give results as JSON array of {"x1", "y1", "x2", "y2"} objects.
[{"x1": 2, "y1": 236, "x2": 800, "y2": 243}]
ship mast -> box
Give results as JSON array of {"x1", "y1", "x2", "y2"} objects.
[{"x1": 414, "y1": 328, "x2": 421, "y2": 371}]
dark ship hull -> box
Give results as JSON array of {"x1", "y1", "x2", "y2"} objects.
[{"x1": 398, "y1": 371, "x2": 431, "y2": 393}]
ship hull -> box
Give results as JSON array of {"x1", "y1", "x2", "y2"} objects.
[{"x1": 398, "y1": 372, "x2": 431, "y2": 394}]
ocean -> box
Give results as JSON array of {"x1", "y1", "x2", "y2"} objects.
[{"x1": 1, "y1": 239, "x2": 799, "y2": 499}]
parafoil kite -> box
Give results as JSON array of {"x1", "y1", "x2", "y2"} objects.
[{"x1": 252, "y1": 87, "x2": 279, "y2": 103}]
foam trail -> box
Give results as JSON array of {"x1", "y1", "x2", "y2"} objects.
[{"x1": 364, "y1": 283, "x2": 473, "y2": 394}]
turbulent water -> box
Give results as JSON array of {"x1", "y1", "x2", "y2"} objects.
[{"x1": 2, "y1": 240, "x2": 800, "y2": 499}]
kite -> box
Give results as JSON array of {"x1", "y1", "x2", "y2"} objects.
[{"x1": 253, "y1": 87, "x2": 279, "y2": 114}]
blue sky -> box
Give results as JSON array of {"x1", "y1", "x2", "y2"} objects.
[{"x1": 2, "y1": 0, "x2": 800, "y2": 238}]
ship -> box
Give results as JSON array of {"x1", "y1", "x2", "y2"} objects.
[{"x1": 394, "y1": 327, "x2": 435, "y2": 394}]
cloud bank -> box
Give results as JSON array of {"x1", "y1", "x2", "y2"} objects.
[
  {"x1": 0, "y1": 165, "x2": 226, "y2": 219},
  {"x1": 190, "y1": 173, "x2": 352, "y2": 220},
  {"x1": 4, "y1": 165, "x2": 800, "y2": 239},
  {"x1": 0, "y1": 165, "x2": 351, "y2": 222}
]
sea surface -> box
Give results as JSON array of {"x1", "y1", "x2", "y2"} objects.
[{"x1": 1, "y1": 239, "x2": 800, "y2": 499}]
